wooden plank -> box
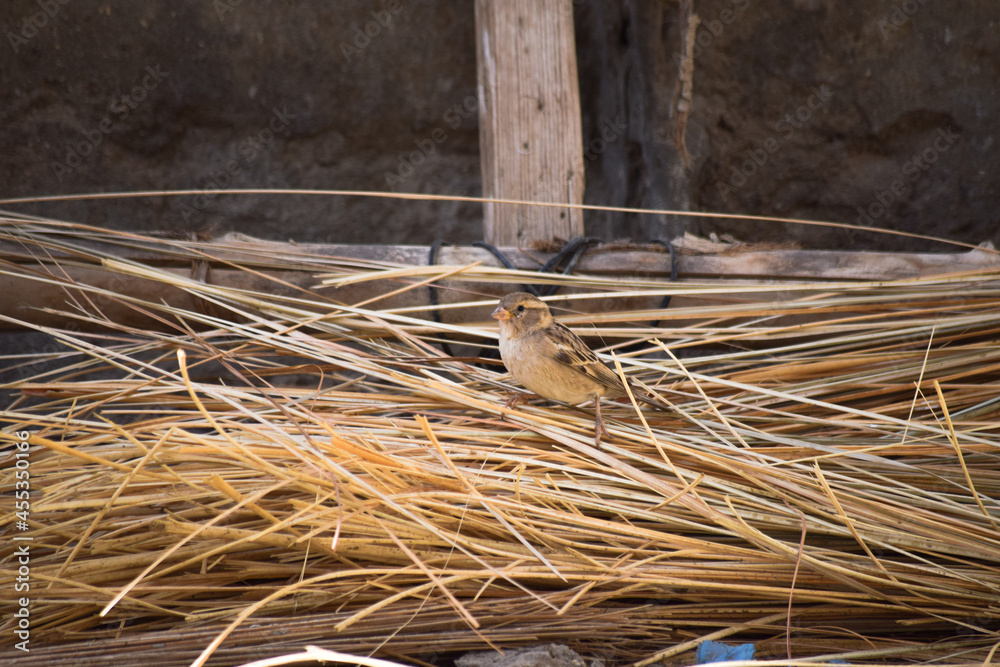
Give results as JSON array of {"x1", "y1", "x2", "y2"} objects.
[
  {"x1": 5, "y1": 235, "x2": 996, "y2": 281},
  {"x1": 475, "y1": 0, "x2": 585, "y2": 246},
  {"x1": 2, "y1": 237, "x2": 998, "y2": 332}
]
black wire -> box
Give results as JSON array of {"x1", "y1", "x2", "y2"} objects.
[
  {"x1": 472, "y1": 237, "x2": 604, "y2": 297},
  {"x1": 648, "y1": 238, "x2": 679, "y2": 329},
  {"x1": 538, "y1": 236, "x2": 598, "y2": 273},
  {"x1": 427, "y1": 240, "x2": 455, "y2": 357},
  {"x1": 462, "y1": 237, "x2": 672, "y2": 327},
  {"x1": 472, "y1": 241, "x2": 539, "y2": 295},
  {"x1": 537, "y1": 236, "x2": 602, "y2": 296}
]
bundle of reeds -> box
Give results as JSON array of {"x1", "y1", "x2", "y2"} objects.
[{"x1": 1, "y1": 218, "x2": 999, "y2": 666}]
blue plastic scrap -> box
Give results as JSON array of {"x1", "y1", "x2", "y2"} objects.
[
  {"x1": 693, "y1": 641, "x2": 850, "y2": 665},
  {"x1": 694, "y1": 640, "x2": 755, "y2": 663}
]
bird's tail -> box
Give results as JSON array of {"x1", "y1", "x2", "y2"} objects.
[{"x1": 624, "y1": 380, "x2": 678, "y2": 413}]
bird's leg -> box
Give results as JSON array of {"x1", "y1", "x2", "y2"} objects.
[
  {"x1": 593, "y1": 397, "x2": 609, "y2": 448},
  {"x1": 500, "y1": 391, "x2": 528, "y2": 421}
]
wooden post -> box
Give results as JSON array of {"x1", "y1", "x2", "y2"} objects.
[{"x1": 475, "y1": 0, "x2": 585, "y2": 247}]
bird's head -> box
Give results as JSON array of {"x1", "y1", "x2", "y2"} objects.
[{"x1": 491, "y1": 292, "x2": 553, "y2": 334}]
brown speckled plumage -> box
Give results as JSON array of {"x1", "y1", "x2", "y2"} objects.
[{"x1": 492, "y1": 292, "x2": 666, "y2": 446}]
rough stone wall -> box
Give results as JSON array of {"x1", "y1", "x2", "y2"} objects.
[
  {"x1": 575, "y1": 0, "x2": 999, "y2": 250},
  {"x1": 2, "y1": 0, "x2": 996, "y2": 250},
  {"x1": 3, "y1": 2, "x2": 482, "y2": 243}
]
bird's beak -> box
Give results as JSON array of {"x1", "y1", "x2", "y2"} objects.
[{"x1": 491, "y1": 305, "x2": 511, "y2": 321}]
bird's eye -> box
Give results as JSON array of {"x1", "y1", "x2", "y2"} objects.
[{"x1": 516, "y1": 305, "x2": 525, "y2": 313}]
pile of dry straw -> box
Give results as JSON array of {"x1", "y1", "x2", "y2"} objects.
[{"x1": 1, "y1": 217, "x2": 999, "y2": 666}]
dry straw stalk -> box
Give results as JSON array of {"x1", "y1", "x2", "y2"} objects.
[{"x1": 1, "y1": 217, "x2": 999, "y2": 666}]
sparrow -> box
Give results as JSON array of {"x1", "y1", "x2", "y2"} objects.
[{"x1": 491, "y1": 291, "x2": 666, "y2": 446}]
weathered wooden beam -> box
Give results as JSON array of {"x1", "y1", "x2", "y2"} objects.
[
  {"x1": 6, "y1": 235, "x2": 996, "y2": 280},
  {"x1": 206, "y1": 237, "x2": 999, "y2": 281},
  {"x1": 2, "y1": 235, "x2": 997, "y2": 331},
  {"x1": 475, "y1": 0, "x2": 585, "y2": 246}
]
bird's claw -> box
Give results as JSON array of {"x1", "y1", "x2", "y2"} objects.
[
  {"x1": 594, "y1": 420, "x2": 609, "y2": 449},
  {"x1": 501, "y1": 392, "x2": 531, "y2": 421}
]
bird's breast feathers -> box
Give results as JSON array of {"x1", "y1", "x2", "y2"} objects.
[{"x1": 499, "y1": 323, "x2": 623, "y2": 404}]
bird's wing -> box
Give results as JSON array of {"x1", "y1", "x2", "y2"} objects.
[{"x1": 547, "y1": 323, "x2": 625, "y2": 395}]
